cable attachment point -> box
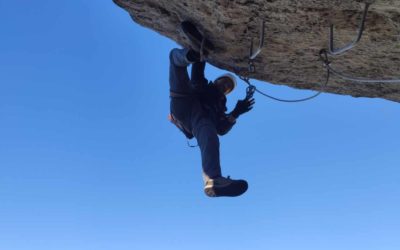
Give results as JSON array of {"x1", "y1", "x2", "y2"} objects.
[
  {"x1": 328, "y1": 2, "x2": 371, "y2": 55},
  {"x1": 249, "y1": 21, "x2": 265, "y2": 60},
  {"x1": 247, "y1": 20, "x2": 265, "y2": 74},
  {"x1": 319, "y1": 49, "x2": 331, "y2": 67},
  {"x1": 248, "y1": 61, "x2": 256, "y2": 74}
]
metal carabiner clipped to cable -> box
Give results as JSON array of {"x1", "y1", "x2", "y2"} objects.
[{"x1": 246, "y1": 85, "x2": 256, "y2": 100}]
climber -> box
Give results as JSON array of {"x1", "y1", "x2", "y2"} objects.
[{"x1": 168, "y1": 21, "x2": 255, "y2": 197}]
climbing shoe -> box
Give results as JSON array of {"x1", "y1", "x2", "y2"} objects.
[
  {"x1": 181, "y1": 21, "x2": 215, "y2": 54},
  {"x1": 204, "y1": 176, "x2": 248, "y2": 197}
]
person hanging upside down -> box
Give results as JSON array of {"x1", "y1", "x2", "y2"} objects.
[{"x1": 168, "y1": 21, "x2": 255, "y2": 197}]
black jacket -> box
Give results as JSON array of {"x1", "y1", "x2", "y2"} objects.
[
  {"x1": 189, "y1": 61, "x2": 236, "y2": 135},
  {"x1": 170, "y1": 61, "x2": 235, "y2": 138},
  {"x1": 199, "y1": 84, "x2": 235, "y2": 135}
]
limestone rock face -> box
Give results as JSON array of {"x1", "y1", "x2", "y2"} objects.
[{"x1": 113, "y1": 0, "x2": 400, "y2": 102}]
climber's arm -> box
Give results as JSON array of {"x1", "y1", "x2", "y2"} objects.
[
  {"x1": 217, "y1": 115, "x2": 236, "y2": 135},
  {"x1": 217, "y1": 98, "x2": 255, "y2": 135}
]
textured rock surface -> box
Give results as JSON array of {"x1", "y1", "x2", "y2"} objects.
[{"x1": 113, "y1": 0, "x2": 400, "y2": 102}]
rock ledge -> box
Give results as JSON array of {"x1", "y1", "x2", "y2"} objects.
[{"x1": 114, "y1": 0, "x2": 400, "y2": 102}]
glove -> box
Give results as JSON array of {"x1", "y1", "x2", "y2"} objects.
[{"x1": 231, "y1": 98, "x2": 255, "y2": 118}]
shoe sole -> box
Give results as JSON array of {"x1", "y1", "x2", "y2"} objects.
[
  {"x1": 204, "y1": 186, "x2": 217, "y2": 197},
  {"x1": 204, "y1": 180, "x2": 248, "y2": 198}
]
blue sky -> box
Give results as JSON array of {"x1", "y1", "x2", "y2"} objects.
[{"x1": 0, "y1": 1, "x2": 399, "y2": 250}]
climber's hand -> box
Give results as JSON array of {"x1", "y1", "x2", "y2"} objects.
[{"x1": 231, "y1": 98, "x2": 255, "y2": 118}]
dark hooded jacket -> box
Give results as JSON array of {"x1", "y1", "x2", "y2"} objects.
[
  {"x1": 198, "y1": 83, "x2": 235, "y2": 135},
  {"x1": 170, "y1": 61, "x2": 235, "y2": 138}
]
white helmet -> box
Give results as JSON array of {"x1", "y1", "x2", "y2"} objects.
[{"x1": 214, "y1": 73, "x2": 237, "y2": 95}]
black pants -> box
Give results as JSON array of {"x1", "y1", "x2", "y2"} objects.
[{"x1": 169, "y1": 48, "x2": 221, "y2": 179}]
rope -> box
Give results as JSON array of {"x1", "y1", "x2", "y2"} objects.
[
  {"x1": 237, "y1": 70, "x2": 329, "y2": 103},
  {"x1": 324, "y1": 62, "x2": 400, "y2": 83},
  {"x1": 234, "y1": 17, "x2": 329, "y2": 103}
]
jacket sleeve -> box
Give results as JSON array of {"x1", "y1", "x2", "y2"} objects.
[
  {"x1": 217, "y1": 115, "x2": 236, "y2": 135},
  {"x1": 190, "y1": 61, "x2": 208, "y2": 93}
]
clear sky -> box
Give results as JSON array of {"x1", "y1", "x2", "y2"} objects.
[{"x1": 1, "y1": 1, "x2": 399, "y2": 250}]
